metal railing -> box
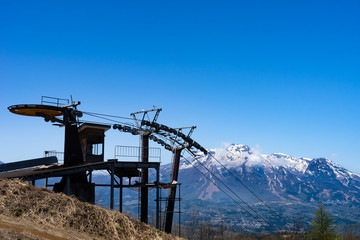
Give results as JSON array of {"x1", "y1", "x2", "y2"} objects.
[
  {"x1": 41, "y1": 96, "x2": 69, "y2": 107},
  {"x1": 44, "y1": 150, "x2": 64, "y2": 164},
  {"x1": 114, "y1": 145, "x2": 161, "y2": 162},
  {"x1": 44, "y1": 146, "x2": 161, "y2": 164}
]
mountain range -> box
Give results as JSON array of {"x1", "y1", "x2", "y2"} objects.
[
  {"x1": 160, "y1": 144, "x2": 360, "y2": 232},
  {"x1": 2, "y1": 145, "x2": 359, "y2": 233},
  {"x1": 164, "y1": 144, "x2": 360, "y2": 204}
]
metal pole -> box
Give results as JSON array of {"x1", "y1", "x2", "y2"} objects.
[
  {"x1": 160, "y1": 184, "x2": 162, "y2": 230},
  {"x1": 165, "y1": 148, "x2": 182, "y2": 233},
  {"x1": 110, "y1": 163, "x2": 114, "y2": 210},
  {"x1": 120, "y1": 177, "x2": 123, "y2": 213},
  {"x1": 141, "y1": 134, "x2": 149, "y2": 223},
  {"x1": 156, "y1": 166, "x2": 160, "y2": 229},
  {"x1": 65, "y1": 175, "x2": 71, "y2": 196},
  {"x1": 179, "y1": 184, "x2": 181, "y2": 237},
  {"x1": 89, "y1": 170, "x2": 92, "y2": 183}
]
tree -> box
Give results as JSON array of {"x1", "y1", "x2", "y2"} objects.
[{"x1": 308, "y1": 203, "x2": 339, "y2": 240}]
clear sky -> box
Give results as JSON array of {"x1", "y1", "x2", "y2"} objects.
[{"x1": 1, "y1": 1, "x2": 359, "y2": 173}]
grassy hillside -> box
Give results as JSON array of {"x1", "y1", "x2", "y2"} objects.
[{"x1": 0, "y1": 179, "x2": 180, "y2": 240}]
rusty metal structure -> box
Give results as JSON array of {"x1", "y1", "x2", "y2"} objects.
[{"x1": 0, "y1": 96, "x2": 208, "y2": 234}]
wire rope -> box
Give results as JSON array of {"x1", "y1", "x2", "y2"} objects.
[
  {"x1": 207, "y1": 151, "x2": 290, "y2": 229},
  {"x1": 82, "y1": 112, "x2": 135, "y2": 127},
  {"x1": 181, "y1": 152, "x2": 276, "y2": 232},
  {"x1": 82, "y1": 111, "x2": 134, "y2": 121},
  {"x1": 183, "y1": 149, "x2": 276, "y2": 231}
]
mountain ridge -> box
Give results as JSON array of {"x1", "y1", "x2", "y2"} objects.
[
  {"x1": 159, "y1": 144, "x2": 360, "y2": 231},
  {"x1": 185, "y1": 144, "x2": 359, "y2": 176},
  {"x1": 174, "y1": 144, "x2": 360, "y2": 205}
]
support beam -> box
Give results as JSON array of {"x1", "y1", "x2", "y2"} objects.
[
  {"x1": 110, "y1": 164, "x2": 115, "y2": 210},
  {"x1": 119, "y1": 177, "x2": 123, "y2": 213},
  {"x1": 0, "y1": 156, "x2": 58, "y2": 173},
  {"x1": 141, "y1": 134, "x2": 149, "y2": 223},
  {"x1": 179, "y1": 184, "x2": 181, "y2": 237},
  {"x1": 65, "y1": 175, "x2": 71, "y2": 196},
  {"x1": 63, "y1": 111, "x2": 84, "y2": 167},
  {"x1": 165, "y1": 148, "x2": 183, "y2": 233},
  {"x1": 156, "y1": 166, "x2": 160, "y2": 229},
  {"x1": 89, "y1": 171, "x2": 92, "y2": 183},
  {"x1": 54, "y1": 108, "x2": 89, "y2": 200}
]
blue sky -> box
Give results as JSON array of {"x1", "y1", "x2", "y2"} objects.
[{"x1": 1, "y1": 1, "x2": 359, "y2": 172}]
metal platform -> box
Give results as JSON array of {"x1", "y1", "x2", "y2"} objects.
[
  {"x1": 0, "y1": 160, "x2": 159, "y2": 181},
  {"x1": 8, "y1": 104, "x2": 65, "y2": 117}
]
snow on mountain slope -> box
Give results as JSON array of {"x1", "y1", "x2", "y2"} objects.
[
  {"x1": 181, "y1": 144, "x2": 312, "y2": 175},
  {"x1": 181, "y1": 144, "x2": 357, "y2": 178},
  {"x1": 172, "y1": 144, "x2": 360, "y2": 205}
]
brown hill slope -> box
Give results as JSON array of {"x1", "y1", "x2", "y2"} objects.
[{"x1": 0, "y1": 179, "x2": 179, "y2": 240}]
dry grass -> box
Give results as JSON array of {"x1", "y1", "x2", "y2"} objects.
[
  {"x1": 0, "y1": 179, "x2": 179, "y2": 240},
  {"x1": 0, "y1": 215, "x2": 72, "y2": 240},
  {"x1": 0, "y1": 225, "x2": 41, "y2": 240},
  {"x1": 0, "y1": 228, "x2": 41, "y2": 240}
]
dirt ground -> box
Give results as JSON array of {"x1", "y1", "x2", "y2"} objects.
[
  {"x1": 0, "y1": 214, "x2": 96, "y2": 240},
  {"x1": 0, "y1": 179, "x2": 181, "y2": 240}
]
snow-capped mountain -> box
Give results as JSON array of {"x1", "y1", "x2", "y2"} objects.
[
  {"x1": 162, "y1": 144, "x2": 360, "y2": 205},
  {"x1": 159, "y1": 144, "x2": 360, "y2": 231}
]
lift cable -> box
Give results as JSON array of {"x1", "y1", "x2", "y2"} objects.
[
  {"x1": 181, "y1": 152, "x2": 276, "y2": 232},
  {"x1": 76, "y1": 119, "x2": 114, "y2": 126},
  {"x1": 206, "y1": 151, "x2": 290, "y2": 229},
  {"x1": 183, "y1": 149, "x2": 276, "y2": 231},
  {"x1": 82, "y1": 112, "x2": 135, "y2": 127},
  {"x1": 82, "y1": 111, "x2": 135, "y2": 121}
]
